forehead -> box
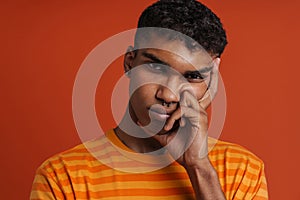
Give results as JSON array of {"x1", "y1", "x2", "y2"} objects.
[{"x1": 135, "y1": 35, "x2": 213, "y2": 71}]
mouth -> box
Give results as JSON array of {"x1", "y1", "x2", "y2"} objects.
[
  {"x1": 148, "y1": 104, "x2": 174, "y2": 121},
  {"x1": 149, "y1": 104, "x2": 175, "y2": 114},
  {"x1": 148, "y1": 109, "x2": 170, "y2": 121},
  {"x1": 148, "y1": 104, "x2": 180, "y2": 135}
]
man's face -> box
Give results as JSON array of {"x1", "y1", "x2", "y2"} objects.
[{"x1": 125, "y1": 35, "x2": 217, "y2": 134}]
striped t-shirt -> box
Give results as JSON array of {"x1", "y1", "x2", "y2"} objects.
[{"x1": 31, "y1": 129, "x2": 268, "y2": 199}]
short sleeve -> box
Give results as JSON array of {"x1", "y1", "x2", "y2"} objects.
[
  {"x1": 30, "y1": 167, "x2": 65, "y2": 200},
  {"x1": 234, "y1": 161, "x2": 268, "y2": 199}
]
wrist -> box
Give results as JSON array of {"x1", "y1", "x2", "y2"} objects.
[
  {"x1": 184, "y1": 157, "x2": 225, "y2": 200},
  {"x1": 184, "y1": 157, "x2": 218, "y2": 178},
  {"x1": 183, "y1": 156, "x2": 211, "y2": 169}
]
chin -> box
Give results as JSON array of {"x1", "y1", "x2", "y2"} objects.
[{"x1": 156, "y1": 120, "x2": 180, "y2": 135}]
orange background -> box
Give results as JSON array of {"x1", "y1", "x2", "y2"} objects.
[{"x1": 1, "y1": 0, "x2": 300, "y2": 199}]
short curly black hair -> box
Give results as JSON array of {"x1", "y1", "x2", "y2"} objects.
[{"x1": 136, "y1": 0, "x2": 228, "y2": 57}]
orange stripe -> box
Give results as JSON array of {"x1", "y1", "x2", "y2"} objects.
[
  {"x1": 41, "y1": 157, "x2": 261, "y2": 180},
  {"x1": 259, "y1": 182, "x2": 268, "y2": 191},
  {"x1": 217, "y1": 168, "x2": 260, "y2": 180},
  {"x1": 54, "y1": 187, "x2": 193, "y2": 199},
  {"x1": 31, "y1": 183, "x2": 65, "y2": 199},
  {"x1": 49, "y1": 172, "x2": 189, "y2": 187},
  {"x1": 42, "y1": 162, "x2": 182, "y2": 175},
  {"x1": 40, "y1": 167, "x2": 262, "y2": 188},
  {"x1": 43, "y1": 153, "x2": 261, "y2": 172},
  {"x1": 253, "y1": 197, "x2": 267, "y2": 200},
  {"x1": 209, "y1": 149, "x2": 262, "y2": 162},
  {"x1": 211, "y1": 158, "x2": 261, "y2": 170}
]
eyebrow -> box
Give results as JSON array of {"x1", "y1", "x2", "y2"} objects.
[
  {"x1": 185, "y1": 66, "x2": 213, "y2": 74},
  {"x1": 141, "y1": 51, "x2": 213, "y2": 74},
  {"x1": 141, "y1": 52, "x2": 169, "y2": 66}
]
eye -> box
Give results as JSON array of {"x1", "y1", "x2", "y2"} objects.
[
  {"x1": 184, "y1": 72, "x2": 209, "y2": 83},
  {"x1": 146, "y1": 63, "x2": 167, "y2": 73}
]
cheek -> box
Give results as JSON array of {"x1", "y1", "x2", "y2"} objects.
[
  {"x1": 129, "y1": 85, "x2": 157, "y2": 124},
  {"x1": 193, "y1": 83, "x2": 209, "y2": 100},
  {"x1": 129, "y1": 84, "x2": 157, "y2": 107}
]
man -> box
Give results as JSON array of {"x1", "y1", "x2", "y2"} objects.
[{"x1": 31, "y1": 0, "x2": 268, "y2": 199}]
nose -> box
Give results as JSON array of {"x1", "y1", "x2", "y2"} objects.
[{"x1": 155, "y1": 75, "x2": 182, "y2": 104}]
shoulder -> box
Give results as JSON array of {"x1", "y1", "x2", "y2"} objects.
[
  {"x1": 36, "y1": 136, "x2": 110, "y2": 176},
  {"x1": 208, "y1": 138, "x2": 268, "y2": 199},
  {"x1": 208, "y1": 137, "x2": 265, "y2": 168},
  {"x1": 208, "y1": 138, "x2": 266, "y2": 184}
]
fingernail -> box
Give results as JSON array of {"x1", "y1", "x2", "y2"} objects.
[
  {"x1": 179, "y1": 120, "x2": 184, "y2": 127},
  {"x1": 164, "y1": 124, "x2": 170, "y2": 130}
]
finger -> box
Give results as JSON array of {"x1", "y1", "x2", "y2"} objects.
[
  {"x1": 180, "y1": 89, "x2": 199, "y2": 110},
  {"x1": 152, "y1": 133, "x2": 168, "y2": 146},
  {"x1": 164, "y1": 108, "x2": 181, "y2": 131},
  {"x1": 165, "y1": 91, "x2": 200, "y2": 131},
  {"x1": 199, "y1": 58, "x2": 220, "y2": 109},
  {"x1": 179, "y1": 91, "x2": 203, "y2": 128},
  {"x1": 179, "y1": 117, "x2": 186, "y2": 127},
  {"x1": 181, "y1": 106, "x2": 206, "y2": 129},
  {"x1": 199, "y1": 90, "x2": 212, "y2": 110}
]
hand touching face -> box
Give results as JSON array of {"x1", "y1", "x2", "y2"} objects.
[{"x1": 124, "y1": 36, "x2": 220, "y2": 162}]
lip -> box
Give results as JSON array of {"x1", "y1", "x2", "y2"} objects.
[
  {"x1": 148, "y1": 109, "x2": 170, "y2": 121},
  {"x1": 148, "y1": 104, "x2": 175, "y2": 115},
  {"x1": 147, "y1": 104, "x2": 180, "y2": 135}
]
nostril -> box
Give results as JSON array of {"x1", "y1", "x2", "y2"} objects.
[
  {"x1": 155, "y1": 86, "x2": 180, "y2": 104},
  {"x1": 162, "y1": 101, "x2": 178, "y2": 108}
]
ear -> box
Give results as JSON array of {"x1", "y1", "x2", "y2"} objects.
[
  {"x1": 124, "y1": 46, "x2": 135, "y2": 77},
  {"x1": 212, "y1": 57, "x2": 220, "y2": 71}
]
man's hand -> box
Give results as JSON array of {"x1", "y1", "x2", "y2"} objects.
[{"x1": 152, "y1": 89, "x2": 208, "y2": 167}]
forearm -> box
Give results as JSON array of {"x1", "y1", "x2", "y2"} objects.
[{"x1": 184, "y1": 158, "x2": 225, "y2": 200}]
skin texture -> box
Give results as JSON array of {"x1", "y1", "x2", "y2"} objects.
[{"x1": 115, "y1": 35, "x2": 225, "y2": 199}]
